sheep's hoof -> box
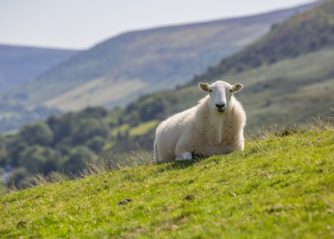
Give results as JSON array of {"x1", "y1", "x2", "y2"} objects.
[{"x1": 176, "y1": 152, "x2": 193, "y2": 161}]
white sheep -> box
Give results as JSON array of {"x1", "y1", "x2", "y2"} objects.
[{"x1": 154, "y1": 80, "x2": 246, "y2": 162}]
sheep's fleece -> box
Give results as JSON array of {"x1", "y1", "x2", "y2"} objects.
[{"x1": 154, "y1": 80, "x2": 246, "y2": 162}]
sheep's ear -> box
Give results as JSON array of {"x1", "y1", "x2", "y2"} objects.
[
  {"x1": 231, "y1": 83, "x2": 243, "y2": 93},
  {"x1": 199, "y1": 82, "x2": 211, "y2": 92}
]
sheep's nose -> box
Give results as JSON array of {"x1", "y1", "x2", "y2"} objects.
[{"x1": 215, "y1": 104, "x2": 225, "y2": 109}]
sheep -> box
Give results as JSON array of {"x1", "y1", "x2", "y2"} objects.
[{"x1": 154, "y1": 80, "x2": 246, "y2": 163}]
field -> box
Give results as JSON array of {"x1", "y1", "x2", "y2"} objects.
[{"x1": 1, "y1": 126, "x2": 333, "y2": 238}]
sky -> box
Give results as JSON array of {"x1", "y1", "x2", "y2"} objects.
[{"x1": 0, "y1": 0, "x2": 314, "y2": 50}]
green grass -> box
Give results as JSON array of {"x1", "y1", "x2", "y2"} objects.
[
  {"x1": 111, "y1": 124, "x2": 130, "y2": 137},
  {"x1": 1, "y1": 128, "x2": 334, "y2": 238},
  {"x1": 129, "y1": 120, "x2": 159, "y2": 138}
]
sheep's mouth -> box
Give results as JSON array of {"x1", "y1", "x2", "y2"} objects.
[{"x1": 217, "y1": 109, "x2": 226, "y2": 113}]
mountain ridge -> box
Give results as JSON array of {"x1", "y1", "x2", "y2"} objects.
[
  {"x1": 0, "y1": 44, "x2": 78, "y2": 91},
  {"x1": 190, "y1": 0, "x2": 333, "y2": 84},
  {"x1": 15, "y1": 1, "x2": 317, "y2": 111}
]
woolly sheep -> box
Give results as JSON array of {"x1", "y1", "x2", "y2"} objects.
[{"x1": 154, "y1": 80, "x2": 246, "y2": 162}]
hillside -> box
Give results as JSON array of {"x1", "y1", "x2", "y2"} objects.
[
  {"x1": 119, "y1": 0, "x2": 334, "y2": 132},
  {"x1": 1, "y1": 1, "x2": 332, "y2": 189},
  {"x1": 0, "y1": 44, "x2": 78, "y2": 91},
  {"x1": 0, "y1": 44, "x2": 78, "y2": 132},
  {"x1": 15, "y1": 2, "x2": 316, "y2": 112},
  {"x1": 2, "y1": 0, "x2": 334, "y2": 185},
  {"x1": 1, "y1": 0, "x2": 334, "y2": 184},
  {"x1": 136, "y1": 47, "x2": 334, "y2": 130},
  {"x1": 191, "y1": 0, "x2": 334, "y2": 83},
  {"x1": 1, "y1": 128, "x2": 333, "y2": 238}
]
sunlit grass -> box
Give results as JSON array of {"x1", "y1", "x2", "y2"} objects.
[
  {"x1": 129, "y1": 120, "x2": 159, "y2": 138},
  {"x1": 111, "y1": 124, "x2": 129, "y2": 137},
  {"x1": 0, "y1": 127, "x2": 334, "y2": 238}
]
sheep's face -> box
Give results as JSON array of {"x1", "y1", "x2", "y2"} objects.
[{"x1": 199, "y1": 81, "x2": 243, "y2": 113}]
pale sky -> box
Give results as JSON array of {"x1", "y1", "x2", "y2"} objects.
[{"x1": 0, "y1": 0, "x2": 314, "y2": 50}]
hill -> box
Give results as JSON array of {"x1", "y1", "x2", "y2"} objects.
[
  {"x1": 0, "y1": 44, "x2": 78, "y2": 91},
  {"x1": 0, "y1": 44, "x2": 78, "y2": 132},
  {"x1": 15, "y1": 2, "x2": 316, "y2": 112},
  {"x1": 1, "y1": 0, "x2": 334, "y2": 184},
  {"x1": 1, "y1": 128, "x2": 333, "y2": 238},
  {"x1": 121, "y1": 0, "x2": 334, "y2": 131},
  {"x1": 136, "y1": 47, "x2": 334, "y2": 130},
  {"x1": 1, "y1": 0, "x2": 334, "y2": 185},
  {"x1": 191, "y1": 0, "x2": 334, "y2": 83}
]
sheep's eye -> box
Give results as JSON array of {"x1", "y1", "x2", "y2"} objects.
[
  {"x1": 229, "y1": 89, "x2": 233, "y2": 93},
  {"x1": 209, "y1": 89, "x2": 212, "y2": 93}
]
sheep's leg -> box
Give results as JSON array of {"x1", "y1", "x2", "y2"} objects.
[
  {"x1": 153, "y1": 140, "x2": 160, "y2": 162},
  {"x1": 176, "y1": 152, "x2": 193, "y2": 161},
  {"x1": 175, "y1": 137, "x2": 193, "y2": 161}
]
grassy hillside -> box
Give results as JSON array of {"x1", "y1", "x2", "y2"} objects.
[
  {"x1": 140, "y1": 47, "x2": 334, "y2": 129},
  {"x1": 0, "y1": 44, "x2": 78, "y2": 91},
  {"x1": 191, "y1": 0, "x2": 334, "y2": 83},
  {"x1": 117, "y1": 0, "x2": 334, "y2": 131},
  {"x1": 15, "y1": 3, "x2": 315, "y2": 111},
  {"x1": 2, "y1": 43, "x2": 334, "y2": 188},
  {"x1": 1, "y1": 127, "x2": 333, "y2": 238}
]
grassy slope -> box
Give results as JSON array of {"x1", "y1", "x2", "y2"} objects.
[
  {"x1": 1, "y1": 128, "x2": 334, "y2": 238},
  {"x1": 191, "y1": 0, "x2": 334, "y2": 84},
  {"x1": 136, "y1": 47, "x2": 334, "y2": 130}
]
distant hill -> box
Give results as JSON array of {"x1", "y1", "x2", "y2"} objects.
[
  {"x1": 0, "y1": 44, "x2": 78, "y2": 132},
  {"x1": 123, "y1": 0, "x2": 334, "y2": 132},
  {"x1": 16, "y1": 2, "x2": 316, "y2": 112},
  {"x1": 191, "y1": 0, "x2": 333, "y2": 83},
  {"x1": 0, "y1": 44, "x2": 78, "y2": 91}
]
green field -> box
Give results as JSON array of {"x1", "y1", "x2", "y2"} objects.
[
  {"x1": 129, "y1": 120, "x2": 159, "y2": 138},
  {"x1": 1, "y1": 126, "x2": 333, "y2": 238}
]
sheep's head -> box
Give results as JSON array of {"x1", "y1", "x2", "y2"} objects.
[{"x1": 199, "y1": 81, "x2": 243, "y2": 113}]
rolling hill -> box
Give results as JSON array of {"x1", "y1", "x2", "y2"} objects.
[
  {"x1": 122, "y1": 0, "x2": 334, "y2": 131},
  {"x1": 0, "y1": 44, "x2": 79, "y2": 132},
  {"x1": 1, "y1": 0, "x2": 333, "y2": 182},
  {"x1": 0, "y1": 44, "x2": 78, "y2": 91},
  {"x1": 15, "y1": 2, "x2": 316, "y2": 112},
  {"x1": 190, "y1": 0, "x2": 334, "y2": 83},
  {"x1": 1, "y1": 127, "x2": 333, "y2": 238}
]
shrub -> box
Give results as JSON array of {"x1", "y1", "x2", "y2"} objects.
[
  {"x1": 19, "y1": 122, "x2": 53, "y2": 146},
  {"x1": 61, "y1": 146, "x2": 96, "y2": 174}
]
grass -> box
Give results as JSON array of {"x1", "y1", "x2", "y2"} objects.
[
  {"x1": 129, "y1": 120, "x2": 159, "y2": 138},
  {"x1": 111, "y1": 124, "x2": 130, "y2": 137},
  {"x1": 1, "y1": 127, "x2": 334, "y2": 238}
]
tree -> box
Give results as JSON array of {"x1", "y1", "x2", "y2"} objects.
[
  {"x1": 86, "y1": 136, "x2": 106, "y2": 153},
  {"x1": 0, "y1": 147, "x2": 8, "y2": 167},
  {"x1": 71, "y1": 119, "x2": 109, "y2": 145},
  {"x1": 7, "y1": 167, "x2": 28, "y2": 188},
  {"x1": 7, "y1": 140, "x2": 29, "y2": 167},
  {"x1": 79, "y1": 107, "x2": 108, "y2": 118},
  {"x1": 18, "y1": 145, "x2": 59, "y2": 174},
  {"x1": 19, "y1": 122, "x2": 53, "y2": 146},
  {"x1": 47, "y1": 114, "x2": 77, "y2": 144},
  {"x1": 61, "y1": 146, "x2": 96, "y2": 174}
]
